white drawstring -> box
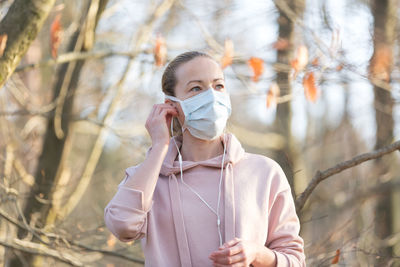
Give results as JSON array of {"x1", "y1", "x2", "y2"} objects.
[{"x1": 170, "y1": 119, "x2": 226, "y2": 247}]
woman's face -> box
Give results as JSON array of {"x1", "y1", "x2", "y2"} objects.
[{"x1": 165, "y1": 56, "x2": 226, "y2": 125}]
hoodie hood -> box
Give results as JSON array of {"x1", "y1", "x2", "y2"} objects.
[
  {"x1": 159, "y1": 132, "x2": 245, "y2": 267},
  {"x1": 160, "y1": 132, "x2": 245, "y2": 177}
]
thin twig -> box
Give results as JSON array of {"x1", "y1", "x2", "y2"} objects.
[
  {"x1": 177, "y1": 2, "x2": 224, "y2": 53},
  {"x1": 295, "y1": 140, "x2": 400, "y2": 212},
  {"x1": 0, "y1": 208, "x2": 25, "y2": 229},
  {"x1": 13, "y1": 198, "x2": 51, "y2": 246}
]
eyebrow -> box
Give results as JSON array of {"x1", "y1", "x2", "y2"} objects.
[{"x1": 186, "y1": 78, "x2": 224, "y2": 86}]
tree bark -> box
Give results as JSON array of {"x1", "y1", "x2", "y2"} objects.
[
  {"x1": 273, "y1": 0, "x2": 305, "y2": 192},
  {"x1": 0, "y1": 0, "x2": 56, "y2": 89},
  {"x1": 370, "y1": 0, "x2": 397, "y2": 264}
]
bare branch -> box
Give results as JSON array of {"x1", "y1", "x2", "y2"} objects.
[
  {"x1": 0, "y1": 239, "x2": 84, "y2": 266},
  {"x1": 15, "y1": 50, "x2": 145, "y2": 72},
  {"x1": 295, "y1": 140, "x2": 400, "y2": 212},
  {"x1": 0, "y1": 208, "x2": 24, "y2": 228}
]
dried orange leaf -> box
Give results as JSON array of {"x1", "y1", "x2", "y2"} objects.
[
  {"x1": 154, "y1": 34, "x2": 167, "y2": 67},
  {"x1": 303, "y1": 72, "x2": 319, "y2": 102},
  {"x1": 50, "y1": 14, "x2": 62, "y2": 59},
  {"x1": 311, "y1": 57, "x2": 319, "y2": 66},
  {"x1": 272, "y1": 38, "x2": 289, "y2": 51},
  {"x1": 0, "y1": 34, "x2": 7, "y2": 57},
  {"x1": 331, "y1": 249, "x2": 340, "y2": 264},
  {"x1": 290, "y1": 45, "x2": 308, "y2": 78},
  {"x1": 221, "y1": 39, "x2": 234, "y2": 69},
  {"x1": 248, "y1": 57, "x2": 264, "y2": 82},
  {"x1": 266, "y1": 82, "x2": 280, "y2": 108},
  {"x1": 369, "y1": 44, "x2": 392, "y2": 82}
]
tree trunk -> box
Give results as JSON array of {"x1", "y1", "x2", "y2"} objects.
[
  {"x1": 0, "y1": 0, "x2": 56, "y2": 88},
  {"x1": 370, "y1": 0, "x2": 396, "y2": 264},
  {"x1": 6, "y1": 1, "x2": 108, "y2": 266},
  {"x1": 273, "y1": 0, "x2": 305, "y2": 192}
]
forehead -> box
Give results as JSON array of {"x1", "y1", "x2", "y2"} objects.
[{"x1": 175, "y1": 57, "x2": 223, "y2": 84}]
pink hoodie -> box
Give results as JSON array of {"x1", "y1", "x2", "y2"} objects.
[{"x1": 104, "y1": 133, "x2": 305, "y2": 266}]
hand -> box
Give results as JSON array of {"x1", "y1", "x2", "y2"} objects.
[
  {"x1": 209, "y1": 238, "x2": 258, "y2": 267},
  {"x1": 145, "y1": 103, "x2": 178, "y2": 147}
]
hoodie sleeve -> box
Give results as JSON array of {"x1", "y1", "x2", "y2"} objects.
[
  {"x1": 104, "y1": 165, "x2": 154, "y2": 242},
  {"x1": 265, "y1": 163, "x2": 306, "y2": 267}
]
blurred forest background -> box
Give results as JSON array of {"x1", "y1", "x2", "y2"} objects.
[{"x1": 0, "y1": 0, "x2": 400, "y2": 266}]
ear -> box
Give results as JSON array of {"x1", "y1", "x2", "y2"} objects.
[{"x1": 165, "y1": 99, "x2": 172, "y2": 104}]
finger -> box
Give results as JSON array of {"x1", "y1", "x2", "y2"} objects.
[
  {"x1": 156, "y1": 103, "x2": 176, "y2": 114},
  {"x1": 219, "y1": 238, "x2": 241, "y2": 250},
  {"x1": 215, "y1": 251, "x2": 246, "y2": 265},
  {"x1": 160, "y1": 109, "x2": 178, "y2": 129},
  {"x1": 147, "y1": 106, "x2": 176, "y2": 130},
  {"x1": 225, "y1": 238, "x2": 241, "y2": 247},
  {"x1": 158, "y1": 106, "x2": 179, "y2": 117},
  {"x1": 151, "y1": 105, "x2": 176, "y2": 120},
  {"x1": 150, "y1": 103, "x2": 171, "y2": 117},
  {"x1": 165, "y1": 107, "x2": 178, "y2": 121},
  {"x1": 159, "y1": 107, "x2": 178, "y2": 119},
  {"x1": 158, "y1": 103, "x2": 175, "y2": 108},
  {"x1": 210, "y1": 242, "x2": 243, "y2": 259}
]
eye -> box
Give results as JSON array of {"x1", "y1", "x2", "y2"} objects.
[
  {"x1": 215, "y1": 84, "x2": 224, "y2": 90},
  {"x1": 190, "y1": 86, "x2": 202, "y2": 92}
]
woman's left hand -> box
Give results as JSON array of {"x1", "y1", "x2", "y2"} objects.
[{"x1": 209, "y1": 237, "x2": 259, "y2": 266}]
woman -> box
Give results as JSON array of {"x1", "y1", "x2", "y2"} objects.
[{"x1": 104, "y1": 51, "x2": 306, "y2": 267}]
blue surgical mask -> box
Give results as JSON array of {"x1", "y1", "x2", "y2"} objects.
[{"x1": 165, "y1": 88, "x2": 232, "y2": 140}]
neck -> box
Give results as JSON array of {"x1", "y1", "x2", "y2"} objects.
[{"x1": 179, "y1": 130, "x2": 225, "y2": 162}]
